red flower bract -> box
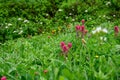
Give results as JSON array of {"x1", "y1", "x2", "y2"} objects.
[
  {"x1": 67, "y1": 43, "x2": 72, "y2": 48},
  {"x1": 62, "y1": 45, "x2": 68, "y2": 53},
  {"x1": 76, "y1": 25, "x2": 81, "y2": 31},
  {"x1": 81, "y1": 25, "x2": 85, "y2": 32},
  {"x1": 1, "y1": 76, "x2": 7, "y2": 80},
  {"x1": 81, "y1": 19, "x2": 85, "y2": 25},
  {"x1": 60, "y1": 42, "x2": 65, "y2": 48},
  {"x1": 114, "y1": 26, "x2": 119, "y2": 33}
]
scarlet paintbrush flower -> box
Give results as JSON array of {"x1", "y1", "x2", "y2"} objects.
[
  {"x1": 75, "y1": 25, "x2": 81, "y2": 31},
  {"x1": 60, "y1": 41, "x2": 65, "y2": 48},
  {"x1": 1, "y1": 76, "x2": 7, "y2": 80},
  {"x1": 81, "y1": 25, "x2": 85, "y2": 32},
  {"x1": 67, "y1": 43, "x2": 72, "y2": 48},
  {"x1": 81, "y1": 19, "x2": 85, "y2": 25},
  {"x1": 62, "y1": 45, "x2": 68, "y2": 53},
  {"x1": 114, "y1": 26, "x2": 119, "y2": 33}
]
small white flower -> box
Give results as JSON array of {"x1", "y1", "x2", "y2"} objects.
[
  {"x1": 13, "y1": 31, "x2": 17, "y2": 33},
  {"x1": 65, "y1": 16, "x2": 68, "y2": 19},
  {"x1": 69, "y1": 13, "x2": 72, "y2": 15},
  {"x1": 113, "y1": 15, "x2": 116, "y2": 17},
  {"x1": 100, "y1": 37, "x2": 103, "y2": 40},
  {"x1": 8, "y1": 23, "x2": 12, "y2": 26},
  {"x1": 102, "y1": 28, "x2": 108, "y2": 33},
  {"x1": 24, "y1": 20, "x2": 29, "y2": 23},
  {"x1": 58, "y1": 9, "x2": 63, "y2": 12},
  {"x1": 18, "y1": 18, "x2": 22, "y2": 21},
  {"x1": 96, "y1": 27, "x2": 102, "y2": 32},
  {"x1": 104, "y1": 37, "x2": 107, "y2": 41},
  {"x1": 72, "y1": 19, "x2": 75, "y2": 21},
  {"x1": 100, "y1": 37, "x2": 107, "y2": 41},
  {"x1": 92, "y1": 30, "x2": 96, "y2": 34},
  {"x1": 40, "y1": 22, "x2": 43, "y2": 25},
  {"x1": 106, "y1": 2, "x2": 111, "y2": 6},
  {"x1": 46, "y1": 14, "x2": 49, "y2": 16},
  {"x1": 5, "y1": 26, "x2": 8, "y2": 28},
  {"x1": 89, "y1": 18, "x2": 92, "y2": 20},
  {"x1": 85, "y1": 10, "x2": 88, "y2": 13},
  {"x1": 18, "y1": 30, "x2": 23, "y2": 34}
]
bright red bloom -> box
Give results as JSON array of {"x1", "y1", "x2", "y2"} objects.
[
  {"x1": 81, "y1": 19, "x2": 85, "y2": 25},
  {"x1": 1, "y1": 76, "x2": 7, "y2": 80},
  {"x1": 62, "y1": 45, "x2": 68, "y2": 53},
  {"x1": 114, "y1": 26, "x2": 119, "y2": 33},
  {"x1": 76, "y1": 25, "x2": 81, "y2": 31},
  {"x1": 67, "y1": 43, "x2": 72, "y2": 48},
  {"x1": 60, "y1": 42, "x2": 65, "y2": 48},
  {"x1": 81, "y1": 25, "x2": 85, "y2": 32}
]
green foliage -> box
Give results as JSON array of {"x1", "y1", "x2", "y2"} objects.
[
  {"x1": 0, "y1": 0, "x2": 120, "y2": 42},
  {"x1": 0, "y1": 1, "x2": 120, "y2": 79}
]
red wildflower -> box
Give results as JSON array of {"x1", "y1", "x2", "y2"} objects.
[
  {"x1": 81, "y1": 25, "x2": 85, "y2": 32},
  {"x1": 67, "y1": 43, "x2": 72, "y2": 48},
  {"x1": 62, "y1": 45, "x2": 68, "y2": 53},
  {"x1": 81, "y1": 19, "x2": 85, "y2": 25},
  {"x1": 60, "y1": 42, "x2": 65, "y2": 48},
  {"x1": 76, "y1": 25, "x2": 81, "y2": 31},
  {"x1": 114, "y1": 26, "x2": 119, "y2": 33},
  {"x1": 1, "y1": 76, "x2": 7, "y2": 80}
]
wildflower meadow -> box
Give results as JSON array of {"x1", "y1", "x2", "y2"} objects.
[{"x1": 0, "y1": 0, "x2": 120, "y2": 80}]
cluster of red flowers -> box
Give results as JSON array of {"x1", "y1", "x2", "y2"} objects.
[
  {"x1": 75, "y1": 19, "x2": 88, "y2": 38},
  {"x1": 114, "y1": 26, "x2": 119, "y2": 36},
  {"x1": 1, "y1": 76, "x2": 7, "y2": 80},
  {"x1": 60, "y1": 42, "x2": 72, "y2": 54}
]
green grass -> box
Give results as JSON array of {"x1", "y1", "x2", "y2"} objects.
[
  {"x1": 0, "y1": 22, "x2": 120, "y2": 80},
  {"x1": 0, "y1": 0, "x2": 120, "y2": 80}
]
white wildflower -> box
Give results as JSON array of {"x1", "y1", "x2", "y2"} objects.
[
  {"x1": 8, "y1": 23, "x2": 12, "y2": 26},
  {"x1": 102, "y1": 28, "x2": 108, "y2": 33},
  {"x1": 18, "y1": 18, "x2": 22, "y2": 21},
  {"x1": 69, "y1": 13, "x2": 72, "y2": 15},
  {"x1": 106, "y1": 2, "x2": 111, "y2": 6},
  {"x1": 85, "y1": 10, "x2": 88, "y2": 13},
  {"x1": 46, "y1": 13, "x2": 49, "y2": 16},
  {"x1": 58, "y1": 9, "x2": 63, "y2": 12},
  {"x1": 100, "y1": 37, "x2": 107, "y2": 41},
  {"x1": 89, "y1": 17, "x2": 92, "y2": 20},
  {"x1": 65, "y1": 16, "x2": 68, "y2": 19},
  {"x1": 96, "y1": 27, "x2": 102, "y2": 32},
  {"x1": 24, "y1": 20, "x2": 29, "y2": 23},
  {"x1": 113, "y1": 15, "x2": 116, "y2": 17},
  {"x1": 100, "y1": 37, "x2": 103, "y2": 40},
  {"x1": 13, "y1": 31, "x2": 17, "y2": 33},
  {"x1": 5, "y1": 26, "x2": 8, "y2": 29},
  {"x1": 92, "y1": 30, "x2": 96, "y2": 34},
  {"x1": 18, "y1": 30, "x2": 23, "y2": 34},
  {"x1": 40, "y1": 22, "x2": 43, "y2": 25},
  {"x1": 72, "y1": 19, "x2": 75, "y2": 21},
  {"x1": 104, "y1": 37, "x2": 107, "y2": 41}
]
